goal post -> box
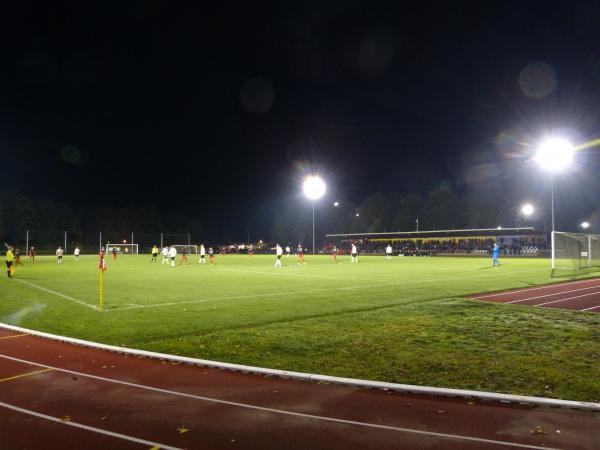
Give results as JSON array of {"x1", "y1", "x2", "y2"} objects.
[
  {"x1": 551, "y1": 231, "x2": 600, "y2": 276},
  {"x1": 104, "y1": 243, "x2": 139, "y2": 254},
  {"x1": 171, "y1": 244, "x2": 198, "y2": 254}
]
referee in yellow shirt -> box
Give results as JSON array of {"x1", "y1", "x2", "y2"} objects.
[{"x1": 6, "y1": 246, "x2": 14, "y2": 278}]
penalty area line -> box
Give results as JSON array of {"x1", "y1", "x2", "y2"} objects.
[
  {"x1": 14, "y1": 279, "x2": 100, "y2": 312},
  {"x1": 0, "y1": 400, "x2": 183, "y2": 450}
]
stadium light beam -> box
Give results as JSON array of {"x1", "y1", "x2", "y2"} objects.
[
  {"x1": 333, "y1": 201, "x2": 339, "y2": 207},
  {"x1": 521, "y1": 203, "x2": 535, "y2": 217},
  {"x1": 581, "y1": 221, "x2": 590, "y2": 229},
  {"x1": 534, "y1": 137, "x2": 575, "y2": 232},
  {"x1": 303, "y1": 175, "x2": 327, "y2": 254}
]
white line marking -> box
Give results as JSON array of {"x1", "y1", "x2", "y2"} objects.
[
  {"x1": 0, "y1": 354, "x2": 564, "y2": 450},
  {"x1": 534, "y1": 291, "x2": 600, "y2": 307},
  {"x1": 14, "y1": 279, "x2": 99, "y2": 311},
  {"x1": 2, "y1": 323, "x2": 599, "y2": 411},
  {"x1": 0, "y1": 400, "x2": 183, "y2": 450},
  {"x1": 503, "y1": 285, "x2": 600, "y2": 304},
  {"x1": 111, "y1": 270, "x2": 527, "y2": 311},
  {"x1": 473, "y1": 278, "x2": 600, "y2": 299},
  {"x1": 581, "y1": 305, "x2": 600, "y2": 312}
]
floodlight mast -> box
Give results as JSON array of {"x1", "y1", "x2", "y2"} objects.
[
  {"x1": 534, "y1": 138, "x2": 574, "y2": 232},
  {"x1": 302, "y1": 176, "x2": 326, "y2": 254}
]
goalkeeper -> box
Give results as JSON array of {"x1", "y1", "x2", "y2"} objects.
[{"x1": 492, "y1": 243, "x2": 500, "y2": 267}]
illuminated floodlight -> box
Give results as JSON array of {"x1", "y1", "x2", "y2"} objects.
[
  {"x1": 497, "y1": 226, "x2": 502, "y2": 230},
  {"x1": 534, "y1": 138, "x2": 574, "y2": 172},
  {"x1": 356, "y1": 213, "x2": 360, "y2": 217},
  {"x1": 333, "y1": 201, "x2": 339, "y2": 207},
  {"x1": 521, "y1": 203, "x2": 535, "y2": 216},
  {"x1": 581, "y1": 221, "x2": 590, "y2": 229},
  {"x1": 303, "y1": 176, "x2": 326, "y2": 200},
  {"x1": 122, "y1": 239, "x2": 127, "y2": 243}
]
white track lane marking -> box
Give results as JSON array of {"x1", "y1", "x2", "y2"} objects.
[
  {"x1": 503, "y1": 285, "x2": 600, "y2": 304},
  {"x1": 534, "y1": 291, "x2": 600, "y2": 307},
  {"x1": 0, "y1": 401, "x2": 183, "y2": 450},
  {"x1": 111, "y1": 270, "x2": 527, "y2": 311},
  {"x1": 0, "y1": 354, "x2": 564, "y2": 450},
  {"x1": 14, "y1": 279, "x2": 99, "y2": 311},
  {"x1": 473, "y1": 277, "x2": 600, "y2": 299},
  {"x1": 581, "y1": 305, "x2": 600, "y2": 311}
]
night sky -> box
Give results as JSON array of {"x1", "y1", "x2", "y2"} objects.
[{"x1": 3, "y1": 1, "x2": 600, "y2": 240}]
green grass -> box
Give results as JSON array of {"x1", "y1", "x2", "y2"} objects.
[{"x1": 1, "y1": 254, "x2": 600, "y2": 402}]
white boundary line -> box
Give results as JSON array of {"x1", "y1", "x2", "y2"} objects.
[
  {"x1": 581, "y1": 305, "x2": 600, "y2": 312},
  {"x1": 534, "y1": 291, "x2": 600, "y2": 307},
  {"x1": 1, "y1": 323, "x2": 598, "y2": 412},
  {"x1": 110, "y1": 270, "x2": 528, "y2": 311},
  {"x1": 0, "y1": 354, "x2": 567, "y2": 450},
  {"x1": 473, "y1": 277, "x2": 600, "y2": 299},
  {"x1": 0, "y1": 400, "x2": 183, "y2": 450},
  {"x1": 14, "y1": 279, "x2": 99, "y2": 312},
  {"x1": 504, "y1": 285, "x2": 600, "y2": 304}
]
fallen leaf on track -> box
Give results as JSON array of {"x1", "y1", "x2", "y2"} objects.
[
  {"x1": 177, "y1": 427, "x2": 190, "y2": 434},
  {"x1": 60, "y1": 415, "x2": 70, "y2": 422}
]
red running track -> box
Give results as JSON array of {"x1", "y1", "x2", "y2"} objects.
[
  {"x1": 1, "y1": 328, "x2": 599, "y2": 449},
  {"x1": 473, "y1": 277, "x2": 600, "y2": 312}
]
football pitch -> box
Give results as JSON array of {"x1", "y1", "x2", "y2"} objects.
[{"x1": 1, "y1": 254, "x2": 599, "y2": 402}]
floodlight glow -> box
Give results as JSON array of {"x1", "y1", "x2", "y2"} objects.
[
  {"x1": 303, "y1": 176, "x2": 326, "y2": 200},
  {"x1": 356, "y1": 213, "x2": 360, "y2": 217},
  {"x1": 521, "y1": 203, "x2": 534, "y2": 216},
  {"x1": 581, "y1": 221, "x2": 590, "y2": 229},
  {"x1": 497, "y1": 226, "x2": 502, "y2": 230},
  {"x1": 333, "y1": 201, "x2": 339, "y2": 207},
  {"x1": 534, "y1": 138, "x2": 574, "y2": 172}
]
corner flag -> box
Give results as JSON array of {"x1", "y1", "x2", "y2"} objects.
[{"x1": 99, "y1": 249, "x2": 106, "y2": 310}]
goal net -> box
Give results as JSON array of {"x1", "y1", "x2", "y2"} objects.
[
  {"x1": 105, "y1": 243, "x2": 139, "y2": 254},
  {"x1": 171, "y1": 244, "x2": 198, "y2": 254},
  {"x1": 552, "y1": 231, "x2": 600, "y2": 275}
]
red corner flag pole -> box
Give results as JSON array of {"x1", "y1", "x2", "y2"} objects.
[{"x1": 99, "y1": 248, "x2": 107, "y2": 310}]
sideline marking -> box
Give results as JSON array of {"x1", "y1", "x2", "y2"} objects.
[
  {"x1": 112, "y1": 270, "x2": 527, "y2": 311},
  {"x1": 473, "y1": 278, "x2": 600, "y2": 299},
  {"x1": 0, "y1": 368, "x2": 54, "y2": 383},
  {"x1": 0, "y1": 333, "x2": 29, "y2": 340},
  {"x1": 14, "y1": 279, "x2": 99, "y2": 311},
  {"x1": 503, "y1": 285, "x2": 600, "y2": 304},
  {"x1": 534, "y1": 291, "x2": 600, "y2": 307},
  {"x1": 0, "y1": 401, "x2": 183, "y2": 450},
  {"x1": 218, "y1": 266, "x2": 525, "y2": 286},
  {"x1": 0, "y1": 354, "x2": 565, "y2": 450}
]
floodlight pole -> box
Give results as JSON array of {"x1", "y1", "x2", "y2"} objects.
[
  {"x1": 550, "y1": 173, "x2": 555, "y2": 232},
  {"x1": 312, "y1": 200, "x2": 316, "y2": 254}
]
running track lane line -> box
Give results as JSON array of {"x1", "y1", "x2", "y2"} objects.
[
  {"x1": 0, "y1": 368, "x2": 54, "y2": 383},
  {"x1": 581, "y1": 305, "x2": 600, "y2": 311},
  {"x1": 0, "y1": 354, "x2": 564, "y2": 450},
  {"x1": 13, "y1": 279, "x2": 99, "y2": 311},
  {"x1": 503, "y1": 285, "x2": 600, "y2": 304},
  {"x1": 0, "y1": 401, "x2": 183, "y2": 450},
  {"x1": 533, "y1": 291, "x2": 600, "y2": 307},
  {"x1": 0, "y1": 334, "x2": 28, "y2": 340},
  {"x1": 473, "y1": 278, "x2": 600, "y2": 299}
]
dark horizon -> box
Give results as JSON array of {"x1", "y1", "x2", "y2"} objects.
[{"x1": 2, "y1": 1, "x2": 600, "y2": 242}]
